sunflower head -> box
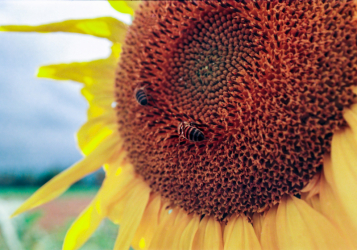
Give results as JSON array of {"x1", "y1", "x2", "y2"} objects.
[
  {"x1": 115, "y1": 0, "x2": 357, "y2": 221},
  {"x1": 3, "y1": 1, "x2": 357, "y2": 249}
]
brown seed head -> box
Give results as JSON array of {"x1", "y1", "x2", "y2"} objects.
[{"x1": 115, "y1": 0, "x2": 357, "y2": 220}]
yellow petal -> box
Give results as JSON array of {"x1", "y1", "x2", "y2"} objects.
[
  {"x1": 192, "y1": 216, "x2": 209, "y2": 250},
  {"x1": 301, "y1": 172, "x2": 321, "y2": 199},
  {"x1": 102, "y1": 166, "x2": 138, "y2": 222},
  {"x1": 308, "y1": 195, "x2": 322, "y2": 214},
  {"x1": 0, "y1": 17, "x2": 128, "y2": 43},
  {"x1": 87, "y1": 103, "x2": 109, "y2": 120},
  {"x1": 343, "y1": 104, "x2": 357, "y2": 143},
  {"x1": 149, "y1": 208, "x2": 181, "y2": 250},
  {"x1": 192, "y1": 216, "x2": 223, "y2": 250},
  {"x1": 261, "y1": 205, "x2": 279, "y2": 250},
  {"x1": 252, "y1": 213, "x2": 264, "y2": 243},
  {"x1": 63, "y1": 199, "x2": 103, "y2": 250},
  {"x1": 125, "y1": 1, "x2": 141, "y2": 13},
  {"x1": 81, "y1": 85, "x2": 114, "y2": 105},
  {"x1": 132, "y1": 194, "x2": 161, "y2": 250},
  {"x1": 330, "y1": 128, "x2": 357, "y2": 231},
  {"x1": 171, "y1": 212, "x2": 195, "y2": 250},
  {"x1": 320, "y1": 155, "x2": 357, "y2": 248},
  {"x1": 113, "y1": 180, "x2": 150, "y2": 250},
  {"x1": 108, "y1": 1, "x2": 140, "y2": 16},
  {"x1": 12, "y1": 133, "x2": 119, "y2": 217},
  {"x1": 151, "y1": 209, "x2": 189, "y2": 250},
  {"x1": 276, "y1": 195, "x2": 347, "y2": 250},
  {"x1": 37, "y1": 50, "x2": 118, "y2": 87},
  {"x1": 352, "y1": 86, "x2": 357, "y2": 95},
  {"x1": 224, "y1": 215, "x2": 261, "y2": 250},
  {"x1": 77, "y1": 111, "x2": 116, "y2": 155},
  {"x1": 177, "y1": 214, "x2": 200, "y2": 250},
  {"x1": 106, "y1": 180, "x2": 137, "y2": 224}
]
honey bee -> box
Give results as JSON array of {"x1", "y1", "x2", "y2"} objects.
[
  {"x1": 177, "y1": 121, "x2": 205, "y2": 142},
  {"x1": 134, "y1": 86, "x2": 149, "y2": 106}
]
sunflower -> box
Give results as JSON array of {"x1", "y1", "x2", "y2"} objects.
[{"x1": 2, "y1": 0, "x2": 357, "y2": 249}]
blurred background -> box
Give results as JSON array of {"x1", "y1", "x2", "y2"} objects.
[{"x1": 0, "y1": 1, "x2": 130, "y2": 249}]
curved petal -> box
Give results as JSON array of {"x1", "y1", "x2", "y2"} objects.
[
  {"x1": 177, "y1": 214, "x2": 200, "y2": 250},
  {"x1": 308, "y1": 195, "x2": 322, "y2": 214},
  {"x1": 301, "y1": 172, "x2": 321, "y2": 199},
  {"x1": 12, "y1": 133, "x2": 120, "y2": 217},
  {"x1": 102, "y1": 165, "x2": 138, "y2": 221},
  {"x1": 37, "y1": 47, "x2": 119, "y2": 87},
  {"x1": 329, "y1": 128, "x2": 357, "y2": 233},
  {"x1": 108, "y1": 1, "x2": 141, "y2": 16},
  {"x1": 131, "y1": 194, "x2": 161, "y2": 250},
  {"x1": 37, "y1": 43, "x2": 120, "y2": 102},
  {"x1": 77, "y1": 111, "x2": 116, "y2": 155},
  {"x1": 252, "y1": 213, "x2": 264, "y2": 243},
  {"x1": 170, "y1": 211, "x2": 194, "y2": 250},
  {"x1": 148, "y1": 208, "x2": 180, "y2": 250},
  {"x1": 0, "y1": 17, "x2": 128, "y2": 44},
  {"x1": 320, "y1": 155, "x2": 357, "y2": 248},
  {"x1": 192, "y1": 216, "x2": 209, "y2": 250},
  {"x1": 343, "y1": 104, "x2": 357, "y2": 143},
  {"x1": 223, "y1": 215, "x2": 261, "y2": 250},
  {"x1": 276, "y1": 196, "x2": 347, "y2": 250},
  {"x1": 192, "y1": 216, "x2": 223, "y2": 250},
  {"x1": 63, "y1": 199, "x2": 104, "y2": 250},
  {"x1": 113, "y1": 180, "x2": 151, "y2": 250},
  {"x1": 261, "y1": 205, "x2": 279, "y2": 250}
]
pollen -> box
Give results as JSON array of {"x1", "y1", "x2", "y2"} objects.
[{"x1": 115, "y1": 1, "x2": 357, "y2": 220}]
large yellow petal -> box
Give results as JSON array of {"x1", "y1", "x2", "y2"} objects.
[
  {"x1": 86, "y1": 103, "x2": 110, "y2": 120},
  {"x1": 343, "y1": 104, "x2": 357, "y2": 143},
  {"x1": 113, "y1": 181, "x2": 151, "y2": 250},
  {"x1": 224, "y1": 215, "x2": 261, "y2": 250},
  {"x1": 149, "y1": 208, "x2": 181, "y2": 250},
  {"x1": 63, "y1": 164, "x2": 134, "y2": 250},
  {"x1": 153, "y1": 209, "x2": 188, "y2": 250},
  {"x1": 12, "y1": 133, "x2": 119, "y2": 217},
  {"x1": 77, "y1": 111, "x2": 116, "y2": 155},
  {"x1": 106, "y1": 178, "x2": 139, "y2": 224},
  {"x1": 0, "y1": 17, "x2": 128, "y2": 43},
  {"x1": 131, "y1": 194, "x2": 161, "y2": 250},
  {"x1": 63, "y1": 199, "x2": 104, "y2": 250},
  {"x1": 192, "y1": 216, "x2": 209, "y2": 250},
  {"x1": 252, "y1": 213, "x2": 264, "y2": 243},
  {"x1": 192, "y1": 216, "x2": 223, "y2": 250},
  {"x1": 171, "y1": 212, "x2": 195, "y2": 250},
  {"x1": 276, "y1": 196, "x2": 347, "y2": 250},
  {"x1": 319, "y1": 170, "x2": 357, "y2": 249},
  {"x1": 301, "y1": 172, "x2": 321, "y2": 200},
  {"x1": 102, "y1": 166, "x2": 138, "y2": 222},
  {"x1": 37, "y1": 44, "x2": 119, "y2": 87},
  {"x1": 177, "y1": 214, "x2": 200, "y2": 250},
  {"x1": 260, "y1": 206, "x2": 279, "y2": 250},
  {"x1": 329, "y1": 128, "x2": 357, "y2": 232},
  {"x1": 308, "y1": 194, "x2": 322, "y2": 214},
  {"x1": 108, "y1": 1, "x2": 141, "y2": 16}
]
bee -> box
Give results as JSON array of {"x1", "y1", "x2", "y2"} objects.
[
  {"x1": 177, "y1": 121, "x2": 205, "y2": 142},
  {"x1": 134, "y1": 86, "x2": 149, "y2": 106}
]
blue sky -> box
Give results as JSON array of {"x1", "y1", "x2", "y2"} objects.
[{"x1": 0, "y1": 1, "x2": 130, "y2": 175}]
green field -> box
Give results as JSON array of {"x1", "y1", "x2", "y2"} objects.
[{"x1": 0, "y1": 187, "x2": 119, "y2": 250}]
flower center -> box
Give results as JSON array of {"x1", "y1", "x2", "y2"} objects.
[{"x1": 115, "y1": 1, "x2": 357, "y2": 220}]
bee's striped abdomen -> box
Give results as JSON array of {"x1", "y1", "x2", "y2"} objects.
[
  {"x1": 179, "y1": 122, "x2": 205, "y2": 142},
  {"x1": 135, "y1": 88, "x2": 148, "y2": 106}
]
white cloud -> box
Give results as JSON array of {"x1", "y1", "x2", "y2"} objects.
[
  {"x1": 0, "y1": 1, "x2": 125, "y2": 174},
  {"x1": 0, "y1": 1, "x2": 131, "y2": 25}
]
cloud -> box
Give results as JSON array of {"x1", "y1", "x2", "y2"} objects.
[
  {"x1": 0, "y1": 1, "x2": 123, "y2": 174},
  {"x1": 0, "y1": 1, "x2": 131, "y2": 26}
]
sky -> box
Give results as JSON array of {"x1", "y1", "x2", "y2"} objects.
[{"x1": 0, "y1": 1, "x2": 130, "y2": 175}]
